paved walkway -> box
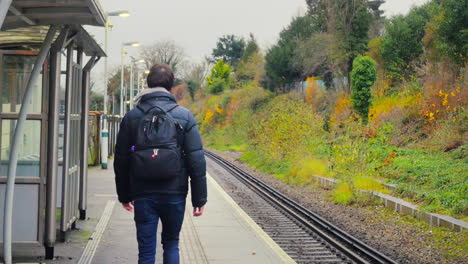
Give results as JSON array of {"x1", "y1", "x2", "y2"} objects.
[
  {"x1": 1, "y1": 161, "x2": 294, "y2": 263},
  {"x1": 83, "y1": 162, "x2": 294, "y2": 264}
]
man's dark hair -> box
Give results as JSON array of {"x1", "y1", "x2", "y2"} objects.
[{"x1": 147, "y1": 64, "x2": 174, "y2": 90}]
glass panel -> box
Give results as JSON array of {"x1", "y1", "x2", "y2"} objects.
[
  {"x1": 1, "y1": 54, "x2": 42, "y2": 114},
  {"x1": 57, "y1": 73, "x2": 66, "y2": 162},
  {"x1": 0, "y1": 184, "x2": 39, "y2": 242},
  {"x1": 0, "y1": 120, "x2": 41, "y2": 177}
]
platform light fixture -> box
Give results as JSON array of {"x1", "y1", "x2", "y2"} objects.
[
  {"x1": 129, "y1": 57, "x2": 146, "y2": 110},
  {"x1": 120, "y1": 41, "x2": 141, "y2": 116},
  {"x1": 101, "y1": 10, "x2": 130, "y2": 170},
  {"x1": 123, "y1": 41, "x2": 140, "y2": 47},
  {"x1": 107, "y1": 11, "x2": 130, "y2": 17}
]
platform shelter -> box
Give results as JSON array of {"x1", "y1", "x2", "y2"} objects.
[{"x1": 0, "y1": 0, "x2": 106, "y2": 260}]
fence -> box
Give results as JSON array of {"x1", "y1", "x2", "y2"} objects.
[{"x1": 86, "y1": 113, "x2": 121, "y2": 166}]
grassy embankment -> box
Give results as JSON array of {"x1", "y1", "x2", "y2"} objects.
[{"x1": 184, "y1": 79, "x2": 467, "y2": 220}]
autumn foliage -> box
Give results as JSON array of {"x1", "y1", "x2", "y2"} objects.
[{"x1": 181, "y1": 0, "x2": 467, "y2": 219}]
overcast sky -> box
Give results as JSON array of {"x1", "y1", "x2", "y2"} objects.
[{"x1": 87, "y1": 0, "x2": 429, "y2": 93}]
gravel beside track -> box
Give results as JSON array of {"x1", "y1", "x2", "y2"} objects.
[
  {"x1": 206, "y1": 152, "x2": 357, "y2": 264},
  {"x1": 207, "y1": 149, "x2": 466, "y2": 264}
]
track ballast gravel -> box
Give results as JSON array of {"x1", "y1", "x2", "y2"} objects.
[{"x1": 207, "y1": 149, "x2": 466, "y2": 264}]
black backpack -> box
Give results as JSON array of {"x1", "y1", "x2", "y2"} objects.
[{"x1": 130, "y1": 102, "x2": 185, "y2": 182}]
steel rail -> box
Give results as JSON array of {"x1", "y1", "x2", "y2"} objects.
[{"x1": 205, "y1": 150, "x2": 398, "y2": 264}]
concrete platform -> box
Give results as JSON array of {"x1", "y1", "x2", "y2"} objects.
[
  {"x1": 2, "y1": 161, "x2": 294, "y2": 264},
  {"x1": 84, "y1": 163, "x2": 294, "y2": 263}
]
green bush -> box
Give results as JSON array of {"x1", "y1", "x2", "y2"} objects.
[
  {"x1": 206, "y1": 59, "x2": 233, "y2": 94},
  {"x1": 350, "y1": 56, "x2": 377, "y2": 123}
]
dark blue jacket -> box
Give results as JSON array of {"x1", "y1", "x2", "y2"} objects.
[{"x1": 114, "y1": 91, "x2": 207, "y2": 207}]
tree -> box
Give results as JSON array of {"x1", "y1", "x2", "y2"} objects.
[
  {"x1": 368, "y1": 0, "x2": 386, "y2": 37},
  {"x1": 304, "y1": 1, "x2": 384, "y2": 91},
  {"x1": 236, "y1": 34, "x2": 264, "y2": 83},
  {"x1": 206, "y1": 59, "x2": 233, "y2": 94},
  {"x1": 211, "y1": 35, "x2": 246, "y2": 68},
  {"x1": 240, "y1": 34, "x2": 259, "y2": 62},
  {"x1": 292, "y1": 33, "x2": 334, "y2": 88},
  {"x1": 277, "y1": 1, "x2": 384, "y2": 92},
  {"x1": 236, "y1": 52, "x2": 265, "y2": 84},
  {"x1": 265, "y1": 15, "x2": 319, "y2": 91},
  {"x1": 182, "y1": 61, "x2": 210, "y2": 99},
  {"x1": 139, "y1": 40, "x2": 186, "y2": 74},
  {"x1": 350, "y1": 56, "x2": 377, "y2": 123},
  {"x1": 435, "y1": 0, "x2": 468, "y2": 64},
  {"x1": 347, "y1": 5, "x2": 373, "y2": 58},
  {"x1": 325, "y1": 0, "x2": 375, "y2": 80},
  {"x1": 265, "y1": 42, "x2": 295, "y2": 90},
  {"x1": 305, "y1": 0, "x2": 328, "y2": 32},
  {"x1": 106, "y1": 67, "x2": 132, "y2": 114},
  {"x1": 89, "y1": 91, "x2": 104, "y2": 111},
  {"x1": 379, "y1": 3, "x2": 433, "y2": 82}
]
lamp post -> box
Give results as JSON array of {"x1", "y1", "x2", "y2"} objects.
[
  {"x1": 101, "y1": 10, "x2": 129, "y2": 170},
  {"x1": 137, "y1": 71, "x2": 144, "y2": 93},
  {"x1": 120, "y1": 42, "x2": 140, "y2": 115},
  {"x1": 143, "y1": 69, "x2": 150, "y2": 90},
  {"x1": 129, "y1": 57, "x2": 145, "y2": 110}
]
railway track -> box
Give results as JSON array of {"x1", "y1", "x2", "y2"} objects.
[{"x1": 205, "y1": 150, "x2": 398, "y2": 264}]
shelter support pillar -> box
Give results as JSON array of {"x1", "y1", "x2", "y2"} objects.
[
  {"x1": 0, "y1": 0, "x2": 13, "y2": 29},
  {"x1": 79, "y1": 55, "x2": 99, "y2": 220},
  {"x1": 45, "y1": 27, "x2": 69, "y2": 260},
  {"x1": 58, "y1": 44, "x2": 73, "y2": 242}
]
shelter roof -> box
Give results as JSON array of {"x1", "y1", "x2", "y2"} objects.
[
  {"x1": 2, "y1": 0, "x2": 105, "y2": 31},
  {"x1": 0, "y1": 25, "x2": 106, "y2": 57}
]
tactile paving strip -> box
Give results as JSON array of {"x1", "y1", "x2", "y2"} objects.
[{"x1": 179, "y1": 208, "x2": 209, "y2": 264}]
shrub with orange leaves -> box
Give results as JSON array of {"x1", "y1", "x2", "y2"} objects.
[
  {"x1": 304, "y1": 77, "x2": 327, "y2": 112},
  {"x1": 305, "y1": 77, "x2": 318, "y2": 103},
  {"x1": 203, "y1": 109, "x2": 214, "y2": 125},
  {"x1": 330, "y1": 93, "x2": 353, "y2": 128},
  {"x1": 376, "y1": 151, "x2": 397, "y2": 170},
  {"x1": 215, "y1": 104, "x2": 223, "y2": 114},
  {"x1": 363, "y1": 127, "x2": 377, "y2": 138},
  {"x1": 421, "y1": 68, "x2": 467, "y2": 123},
  {"x1": 171, "y1": 83, "x2": 189, "y2": 102}
]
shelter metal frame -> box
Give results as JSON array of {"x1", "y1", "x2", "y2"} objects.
[
  {"x1": 0, "y1": 26, "x2": 103, "y2": 260},
  {"x1": 0, "y1": 48, "x2": 50, "y2": 245},
  {"x1": 0, "y1": 2, "x2": 106, "y2": 261}
]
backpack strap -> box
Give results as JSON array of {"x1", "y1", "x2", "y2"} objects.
[
  {"x1": 136, "y1": 101, "x2": 161, "y2": 114},
  {"x1": 163, "y1": 104, "x2": 185, "y2": 149},
  {"x1": 137, "y1": 101, "x2": 179, "y2": 114},
  {"x1": 166, "y1": 104, "x2": 179, "y2": 113}
]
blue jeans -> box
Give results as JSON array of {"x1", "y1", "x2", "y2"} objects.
[{"x1": 134, "y1": 194, "x2": 186, "y2": 264}]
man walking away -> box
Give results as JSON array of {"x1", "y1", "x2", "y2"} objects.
[{"x1": 114, "y1": 64, "x2": 207, "y2": 264}]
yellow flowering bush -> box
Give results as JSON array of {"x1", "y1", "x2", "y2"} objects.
[{"x1": 369, "y1": 92, "x2": 421, "y2": 122}]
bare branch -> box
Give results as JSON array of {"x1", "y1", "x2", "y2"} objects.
[{"x1": 139, "y1": 39, "x2": 187, "y2": 75}]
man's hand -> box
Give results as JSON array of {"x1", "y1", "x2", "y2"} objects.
[
  {"x1": 122, "y1": 202, "x2": 134, "y2": 212},
  {"x1": 193, "y1": 206, "x2": 205, "y2": 217}
]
